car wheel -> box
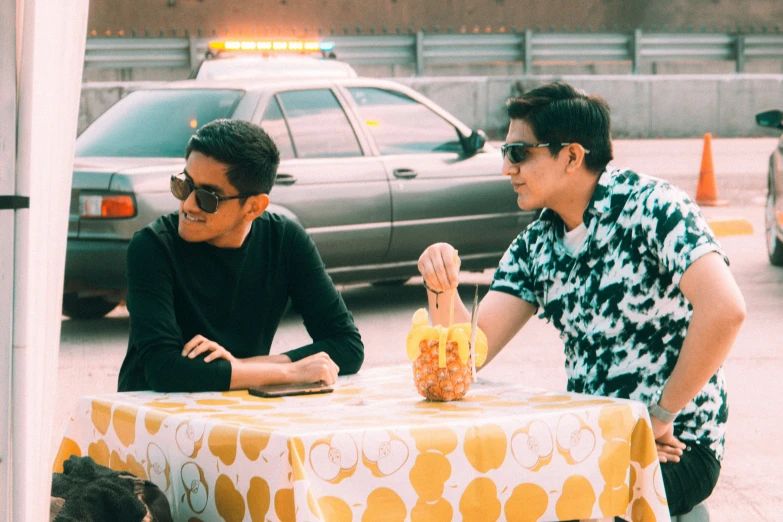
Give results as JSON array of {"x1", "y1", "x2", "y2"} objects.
[
  {"x1": 62, "y1": 294, "x2": 120, "y2": 320},
  {"x1": 765, "y1": 189, "x2": 783, "y2": 266},
  {"x1": 371, "y1": 278, "x2": 410, "y2": 287}
]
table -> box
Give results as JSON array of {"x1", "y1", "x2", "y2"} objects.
[{"x1": 54, "y1": 365, "x2": 670, "y2": 522}]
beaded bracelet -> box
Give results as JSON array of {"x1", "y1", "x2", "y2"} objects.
[{"x1": 422, "y1": 280, "x2": 443, "y2": 309}]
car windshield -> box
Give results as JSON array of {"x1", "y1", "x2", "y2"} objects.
[
  {"x1": 195, "y1": 57, "x2": 357, "y2": 80},
  {"x1": 75, "y1": 89, "x2": 243, "y2": 158}
]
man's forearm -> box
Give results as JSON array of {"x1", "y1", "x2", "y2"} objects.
[
  {"x1": 283, "y1": 333, "x2": 364, "y2": 376},
  {"x1": 243, "y1": 354, "x2": 292, "y2": 364},
  {"x1": 659, "y1": 306, "x2": 744, "y2": 413},
  {"x1": 229, "y1": 359, "x2": 297, "y2": 389}
]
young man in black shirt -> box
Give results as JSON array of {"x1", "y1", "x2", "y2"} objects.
[{"x1": 118, "y1": 119, "x2": 364, "y2": 392}]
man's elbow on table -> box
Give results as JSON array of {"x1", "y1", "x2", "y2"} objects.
[
  {"x1": 146, "y1": 377, "x2": 194, "y2": 394},
  {"x1": 339, "y1": 354, "x2": 364, "y2": 376},
  {"x1": 338, "y1": 336, "x2": 365, "y2": 376},
  {"x1": 144, "y1": 358, "x2": 232, "y2": 393}
]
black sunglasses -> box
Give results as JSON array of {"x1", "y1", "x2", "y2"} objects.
[
  {"x1": 170, "y1": 174, "x2": 258, "y2": 214},
  {"x1": 500, "y1": 142, "x2": 591, "y2": 164}
]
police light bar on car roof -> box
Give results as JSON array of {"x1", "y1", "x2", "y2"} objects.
[{"x1": 207, "y1": 40, "x2": 335, "y2": 53}]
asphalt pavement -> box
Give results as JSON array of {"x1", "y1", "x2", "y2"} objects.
[{"x1": 54, "y1": 137, "x2": 783, "y2": 521}]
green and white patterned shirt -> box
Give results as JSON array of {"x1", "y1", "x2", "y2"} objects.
[{"x1": 491, "y1": 166, "x2": 729, "y2": 460}]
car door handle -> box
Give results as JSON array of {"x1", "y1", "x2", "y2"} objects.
[
  {"x1": 274, "y1": 173, "x2": 297, "y2": 186},
  {"x1": 393, "y1": 168, "x2": 418, "y2": 179}
]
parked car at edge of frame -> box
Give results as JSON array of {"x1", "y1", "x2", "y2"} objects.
[
  {"x1": 756, "y1": 109, "x2": 783, "y2": 267},
  {"x1": 64, "y1": 77, "x2": 537, "y2": 319}
]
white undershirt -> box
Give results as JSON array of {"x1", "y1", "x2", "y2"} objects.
[{"x1": 561, "y1": 222, "x2": 589, "y2": 256}]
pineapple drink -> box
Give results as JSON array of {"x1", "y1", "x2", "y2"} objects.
[{"x1": 405, "y1": 308, "x2": 488, "y2": 401}]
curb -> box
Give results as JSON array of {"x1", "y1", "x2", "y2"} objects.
[{"x1": 706, "y1": 218, "x2": 754, "y2": 237}]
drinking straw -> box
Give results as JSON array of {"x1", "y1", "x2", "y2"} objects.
[{"x1": 448, "y1": 250, "x2": 458, "y2": 326}]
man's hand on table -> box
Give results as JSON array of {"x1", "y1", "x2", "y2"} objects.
[
  {"x1": 243, "y1": 352, "x2": 338, "y2": 385},
  {"x1": 182, "y1": 334, "x2": 237, "y2": 363},
  {"x1": 182, "y1": 336, "x2": 339, "y2": 387},
  {"x1": 289, "y1": 352, "x2": 340, "y2": 385},
  {"x1": 651, "y1": 416, "x2": 686, "y2": 463}
]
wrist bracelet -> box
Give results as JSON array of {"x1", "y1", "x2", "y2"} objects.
[
  {"x1": 649, "y1": 388, "x2": 680, "y2": 424},
  {"x1": 422, "y1": 281, "x2": 443, "y2": 309},
  {"x1": 648, "y1": 402, "x2": 679, "y2": 424}
]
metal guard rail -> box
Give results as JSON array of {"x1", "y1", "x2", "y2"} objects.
[{"x1": 83, "y1": 29, "x2": 783, "y2": 75}]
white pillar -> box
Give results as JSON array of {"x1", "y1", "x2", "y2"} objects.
[
  {"x1": 9, "y1": 0, "x2": 89, "y2": 520},
  {"x1": 0, "y1": 0, "x2": 19, "y2": 517}
]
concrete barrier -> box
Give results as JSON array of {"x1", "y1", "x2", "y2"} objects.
[{"x1": 80, "y1": 75, "x2": 783, "y2": 138}]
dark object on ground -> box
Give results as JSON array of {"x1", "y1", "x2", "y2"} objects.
[{"x1": 51, "y1": 455, "x2": 172, "y2": 522}]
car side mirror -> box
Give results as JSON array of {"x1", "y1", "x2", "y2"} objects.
[
  {"x1": 460, "y1": 129, "x2": 487, "y2": 157},
  {"x1": 756, "y1": 110, "x2": 783, "y2": 130}
]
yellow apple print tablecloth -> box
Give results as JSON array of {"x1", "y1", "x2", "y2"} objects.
[{"x1": 54, "y1": 366, "x2": 670, "y2": 522}]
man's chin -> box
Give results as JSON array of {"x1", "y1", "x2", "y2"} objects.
[
  {"x1": 516, "y1": 196, "x2": 537, "y2": 212},
  {"x1": 178, "y1": 224, "x2": 202, "y2": 243}
]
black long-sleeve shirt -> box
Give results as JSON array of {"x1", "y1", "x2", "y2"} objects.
[{"x1": 118, "y1": 212, "x2": 364, "y2": 392}]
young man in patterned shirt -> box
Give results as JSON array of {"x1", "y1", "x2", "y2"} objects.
[{"x1": 417, "y1": 82, "x2": 745, "y2": 517}]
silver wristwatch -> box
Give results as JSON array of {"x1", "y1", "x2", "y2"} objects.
[{"x1": 648, "y1": 402, "x2": 679, "y2": 424}]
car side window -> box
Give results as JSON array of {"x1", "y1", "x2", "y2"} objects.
[
  {"x1": 277, "y1": 89, "x2": 363, "y2": 159},
  {"x1": 261, "y1": 97, "x2": 295, "y2": 160},
  {"x1": 347, "y1": 87, "x2": 463, "y2": 155}
]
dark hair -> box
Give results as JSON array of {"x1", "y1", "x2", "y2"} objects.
[
  {"x1": 185, "y1": 119, "x2": 280, "y2": 197},
  {"x1": 506, "y1": 82, "x2": 613, "y2": 173}
]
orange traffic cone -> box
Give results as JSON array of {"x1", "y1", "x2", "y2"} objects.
[{"x1": 695, "y1": 133, "x2": 729, "y2": 206}]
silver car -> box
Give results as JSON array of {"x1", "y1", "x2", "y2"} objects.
[
  {"x1": 756, "y1": 109, "x2": 783, "y2": 266},
  {"x1": 65, "y1": 77, "x2": 537, "y2": 318}
]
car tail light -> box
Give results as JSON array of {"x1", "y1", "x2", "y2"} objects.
[{"x1": 79, "y1": 194, "x2": 136, "y2": 218}]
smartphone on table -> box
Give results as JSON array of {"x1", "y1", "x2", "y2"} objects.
[{"x1": 248, "y1": 382, "x2": 334, "y2": 398}]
